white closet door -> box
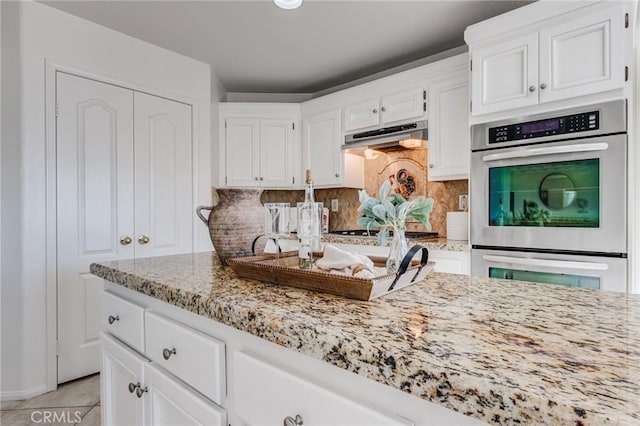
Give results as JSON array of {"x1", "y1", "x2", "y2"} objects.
[
  {"x1": 56, "y1": 72, "x2": 134, "y2": 383},
  {"x1": 133, "y1": 92, "x2": 193, "y2": 258}
]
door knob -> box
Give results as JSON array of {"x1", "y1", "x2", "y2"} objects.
[
  {"x1": 108, "y1": 315, "x2": 119, "y2": 325},
  {"x1": 120, "y1": 236, "x2": 132, "y2": 245},
  {"x1": 138, "y1": 235, "x2": 150, "y2": 244},
  {"x1": 540, "y1": 83, "x2": 547, "y2": 90},
  {"x1": 528, "y1": 85, "x2": 536, "y2": 92}
]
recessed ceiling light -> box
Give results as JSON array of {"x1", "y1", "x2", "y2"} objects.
[{"x1": 274, "y1": 0, "x2": 303, "y2": 10}]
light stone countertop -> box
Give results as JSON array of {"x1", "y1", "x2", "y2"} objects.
[
  {"x1": 322, "y1": 234, "x2": 470, "y2": 252},
  {"x1": 90, "y1": 252, "x2": 640, "y2": 425}
]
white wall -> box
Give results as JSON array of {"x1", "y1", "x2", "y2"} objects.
[
  {"x1": 1, "y1": 1, "x2": 212, "y2": 399},
  {"x1": 1, "y1": 1, "x2": 26, "y2": 397}
]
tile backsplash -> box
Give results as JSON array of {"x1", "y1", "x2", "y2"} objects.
[{"x1": 262, "y1": 148, "x2": 468, "y2": 238}]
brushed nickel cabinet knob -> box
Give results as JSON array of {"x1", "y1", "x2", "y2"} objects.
[
  {"x1": 528, "y1": 85, "x2": 536, "y2": 92},
  {"x1": 108, "y1": 315, "x2": 119, "y2": 325},
  {"x1": 162, "y1": 347, "x2": 177, "y2": 360},
  {"x1": 283, "y1": 414, "x2": 303, "y2": 426},
  {"x1": 540, "y1": 83, "x2": 547, "y2": 90}
]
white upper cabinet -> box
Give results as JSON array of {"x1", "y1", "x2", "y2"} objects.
[
  {"x1": 380, "y1": 87, "x2": 426, "y2": 125},
  {"x1": 538, "y1": 5, "x2": 624, "y2": 103},
  {"x1": 224, "y1": 118, "x2": 260, "y2": 187},
  {"x1": 343, "y1": 99, "x2": 380, "y2": 132},
  {"x1": 303, "y1": 109, "x2": 364, "y2": 188},
  {"x1": 260, "y1": 119, "x2": 295, "y2": 187},
  {"x1": 221, "y1": 107, "x2": 298, "y2": 188},
  {"x1": 304, "y1": 109, "x2": 343, "y2": 187},
  {"x1": 344, "y1": 87, "x2": 425, "y2": 132},
  {"x1": 471, "y1": 34, "x2": 539, "y2": 115},
  {"x1": 468, "y1": 3, "x2": 628, "y2": 116},
  {"x1": 428, "y1": 74, "x2": 470, "y2": 181}
]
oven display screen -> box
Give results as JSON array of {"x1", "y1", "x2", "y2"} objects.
[{"x1": 521, "y1": 119, "x2": 560, "y2": 134}]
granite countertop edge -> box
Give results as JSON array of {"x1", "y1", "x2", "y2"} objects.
[{"x1": 90, "y1": 254, "x2": 640, "y2": 426}]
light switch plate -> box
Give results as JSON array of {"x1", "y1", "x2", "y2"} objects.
[
  {"x1": 459, "y1": 195, "x2": 468, "y2": 211},
  {"x1": 331, "y1": 199, "x2": 339, "y2": 212}
]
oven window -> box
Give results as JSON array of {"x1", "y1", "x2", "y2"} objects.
[
  {"x1": 488, "y1": 159, "x2": 599, "y2": 227},
  {"x1": 489, "y1": 267, "x2": 600, "y2": 289}
]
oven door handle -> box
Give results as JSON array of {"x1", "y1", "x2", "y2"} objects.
[
  {"x1": 481, "y1": 143, "x2": 609, "y2": 162},
  {"x1": 482, "y1": 255, "x2": 609, "y2": 271}
]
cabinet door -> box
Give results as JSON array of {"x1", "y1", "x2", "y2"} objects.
[
  {"x1": 539, "y1": 5, "x2": 625, "y2": 103},
  {"x1": 428, "y1": 77, "x2": 470, "y2": 181},
  {"x1": 380, "y1": 87, "x2": 425, "y2": 125},
  {"x1": 56, "y1": 72, "x2": 134, "y2": 383},
  {"x1": 471, "y1": 33, "x2": 539, "y2": 115},
  {"x1": 101, "y1": 333, "x2": 146, "y2": 426},
  {"x1": 260, "y1": 119, "x2": 295, "y2": 187},
  {"x1": 304, "y1": 110, "x2": 343, "y2": 187},
  {"x1": 143, "y1": 363, "x2": 226, "y2": 426},
  {"x1": 134, "y1": 92, "x2": 193, "y2": 258},
  {"x1": 344, "y1": 98, "x2": 380, "y2": 132},
  {"x1": 225, "y1": 118, "x2": 260, "y2": 187},
  {"x1": 233, "y1": 352, "x2": 412, "y2": 426}
]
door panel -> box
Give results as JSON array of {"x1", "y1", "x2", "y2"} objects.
[
  {"x1": 344, "y1": 99, "x2": 380, "y2": 132},
  {"x1": 381, "y1": 87, "x2": 425, "y2": 125},
  {"x1": 539, "y1": 5, "x2": 624, "y2": 103},
  {"x1": 56, "y1": 72, "x2": 134, "y2": 383},
  {"x1": 134, "y1": 92, "x2": 193, "y2": 258},
  {"x1": 225, "y1": 118, "x2": 260, "y2": 186},
  {"x1": 428, "y1": 77, "x2": 469, "y2": 181},
  {"x1": 471, "y1": 33, "x2": 538, "y2": 115},
  {"x1": 304, "y1": 110, "x2": 343, "y2": 187},
  {"x1": 144, "y1": 363, "x2": 226, "y2": 426},
  {"x1": 101, "y1": 333, "x2": 146, "y2": 426},
  {"x1": 260, "y1": 119, "x2": 293, "y2": 187}
]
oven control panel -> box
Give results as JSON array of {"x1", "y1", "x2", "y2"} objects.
[{"x1": 489, "y1": 110, "x2": 599, "y2": 144}]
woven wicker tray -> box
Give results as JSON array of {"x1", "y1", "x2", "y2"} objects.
[{"x1": 227, "y1": 247, "x2": 434, "y2": 301}]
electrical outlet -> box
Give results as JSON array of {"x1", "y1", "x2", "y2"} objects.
[
  {"x1": 331, "y1": 199, "x2": 339, "y2": 212},
  {"x1": 459, "y1": 195, "x2": 468, "y2": 211}
]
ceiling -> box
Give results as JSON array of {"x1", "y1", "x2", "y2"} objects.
[{"x1": 42, "y1": 0, "x2": 532, "y2": 94}]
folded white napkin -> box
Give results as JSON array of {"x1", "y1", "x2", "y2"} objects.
[{"x1": 316, "y1": 245, "x2": 383, "y2": 279}]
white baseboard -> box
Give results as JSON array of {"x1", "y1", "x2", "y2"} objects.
[{"x1": 1, "y1": 384, "x2": 47, "y2": 401}]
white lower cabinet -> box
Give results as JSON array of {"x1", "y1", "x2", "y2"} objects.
[
  {"x1": 144, "y1": 363, "x2": 226, "y2": 426},
  {"x1": 101, "y1": 333, "x2": 146, "y2": 426},
  {"x1": 233, "y1": 351, "x2": 412, "y2": 426},
  {"x1": 101, "y1": 284, "x2": 482, "y2": 426}
]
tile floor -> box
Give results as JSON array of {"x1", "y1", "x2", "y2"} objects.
[{"x1": 0, "y1": 374, "x2": 100, "y2": 426}]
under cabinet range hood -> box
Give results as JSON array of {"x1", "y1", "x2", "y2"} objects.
[{"x1": 343, "y1": 120, "x2": 427, "y2": 154}]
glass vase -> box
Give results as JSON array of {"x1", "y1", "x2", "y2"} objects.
[{"x1": 386, "y1": 228, "x2": 409, "y2": 274}]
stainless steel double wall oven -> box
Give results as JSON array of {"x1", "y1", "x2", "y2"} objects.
[{"x1": 470, "y1": 100, "x2": 628, "y2": 292}]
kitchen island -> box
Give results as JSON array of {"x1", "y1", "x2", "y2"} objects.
[{"x1": 91, "y1": 252, "x2": 640, "y2": 425}]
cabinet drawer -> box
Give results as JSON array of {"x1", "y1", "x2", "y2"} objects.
[
  {"x1": 145, "y1": 312, "x2": 225, "y2": 404},
  {"x1": 101, "y1": 291, "x2": 145, "y2": 352},
  {"x1": 233, "y1": 352, "x2": 413, "y2": 426}
]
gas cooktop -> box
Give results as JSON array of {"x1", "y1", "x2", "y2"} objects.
[{"x1": 330, "y1": 229, "x2": 438, "y2": 238}]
